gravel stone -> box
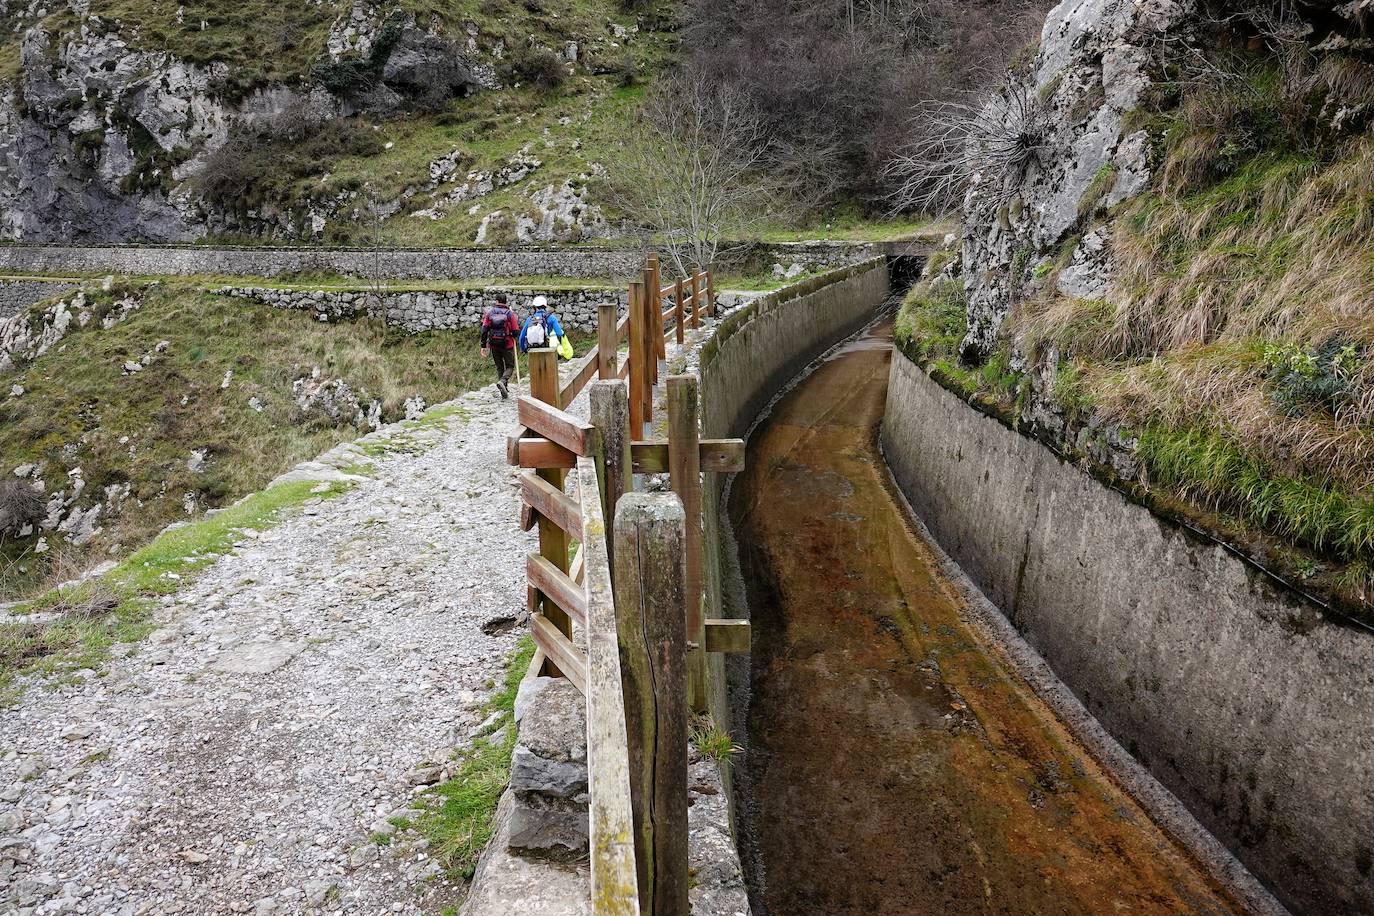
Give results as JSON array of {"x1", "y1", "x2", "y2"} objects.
[{"x1": 0, "y1": 378, "x2": 539, "y2": 915}]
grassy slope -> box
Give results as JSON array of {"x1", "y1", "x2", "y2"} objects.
[
  {"x1": 0, "y1": 282, "x2": 593, "y2": 597},
  {"x1": 331, "y1": 80, "x2": 653, "y2": 247},
  {"x1": 898, "y1": 97, "x2": 1374, "y2": 616},
  {"x1": 0, "y1": 0, "x2": 674, "y2": 244}
]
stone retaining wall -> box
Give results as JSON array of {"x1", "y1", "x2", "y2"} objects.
[
  {"x1": 0, "y1": 279, "x2": 77, "y2": 318},
  {"x1": 0, "y1": 244, "x2": 647, "y2": 281},
  {"x1": 215, "y1": 285, "x2": 628, "y2": 333},
  {"x1": 0, "y1": 241, "x2": 893, "y2": 283},
  {"x1": 880, "y1": 351, "x2": 1374, "y2": 915}
]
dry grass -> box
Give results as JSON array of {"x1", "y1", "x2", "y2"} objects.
[
  {"x1": 1014, "y1": 126, "x2": 1374, "y2": 500},
  {"x1": 1083, "y1": 345, "x2": 1374, "y2": 492},
  {"x1": 0, "y1": 578, "x2": 121, "y2": 675}
]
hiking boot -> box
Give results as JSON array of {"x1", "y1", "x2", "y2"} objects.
[{"x1": 497, "y1": 379, "x2": 508, "y2": 399}]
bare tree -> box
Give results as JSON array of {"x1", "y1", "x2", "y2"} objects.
[{"x1": 612, "y1": 72, "x2": 788, "y2": 278}]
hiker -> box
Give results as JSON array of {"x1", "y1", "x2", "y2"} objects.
[
  {"x1": 519, "y1": 295, "x2": 573, "y2": 360},
  {"x1": 480, "y1": 293, "x2": 520, "y2": 399}
]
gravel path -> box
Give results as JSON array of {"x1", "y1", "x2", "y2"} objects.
[{"x1": 0, "y1": 378, "x2": 542, "y2": 915}]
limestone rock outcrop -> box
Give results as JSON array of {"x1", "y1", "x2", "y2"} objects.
[{"x1": 955, "y1": 0, "x2": 1374, "y2": 359}]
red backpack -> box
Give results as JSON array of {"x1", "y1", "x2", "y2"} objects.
[{"x1": 487, "y1": 306, "x2": 512, "y2": 344}]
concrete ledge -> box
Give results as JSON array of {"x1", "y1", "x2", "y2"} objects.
[{"x1": 881, "y1": 349, "x2": 1374, "y2": 915}]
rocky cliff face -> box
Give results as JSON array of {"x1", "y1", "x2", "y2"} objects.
[
  {"x1": 955, "y1": 0, "x2": 1374, "y2": 360},
  {"x1": 0, "y1": 2, "x2": 613, "y2": 242},
  {"x1": 0, "y1": 24, "x2": 321, "y2": 241}
]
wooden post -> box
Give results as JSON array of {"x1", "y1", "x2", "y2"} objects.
[
  {"x1": 530, "y1": 347, "x2": 572, "y2": 678},
  {"x1": 673, "y1": 278, "x2": 685, "y2": 345},
  {"x1": 689, "y1": 273, "x2": 701, "y2": 329},
  {"x1": 650, "y1": 256, "x2": 667, "y2": 365},
  {"x1": 598, "y1": 302, "x2": 618, "y2": 381},
  {"x1": 628, "y1": 281, "x2": 645, "y2": 438},
  {"x1": 591, "y1": 380, "x2": 631, "y2": 569},
  {"x1": 639, "y1": 276, "x2": 654, "y2": 427},
  {"x1": 613, "y1": 493, "x2": 689, "y2": 916},
  {"x1": 580, "y1": 452, "x2": 643, "y2": 916},
  {"x1": 706, "y1": 267, "x2": 717, "y2": 318},
  {"x1": 643, "y1": 261, "x2": 660, "y2": 386},
  {"x1": 667, "y1": 376, "x2": 706, "y2": 713}
]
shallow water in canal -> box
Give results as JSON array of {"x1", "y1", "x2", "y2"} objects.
[{"x1": 728, "y1": 320, "x2": 1244, "y2": 916}]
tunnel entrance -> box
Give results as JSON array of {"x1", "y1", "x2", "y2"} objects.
[{"x1": 887, "y1": 253, "x2": 925, "y2": 295}]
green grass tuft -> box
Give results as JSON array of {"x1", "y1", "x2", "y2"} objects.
[
  {"x1": 691, "y1": 716, "x2": 739, "y2": 765},
  {"x1": 417, "y1": 634, "x2": 536, "y2": 880}
]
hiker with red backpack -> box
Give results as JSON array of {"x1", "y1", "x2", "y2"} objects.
[{"x1": 480, "y1": 293, "x2": 520, "y2": 399}]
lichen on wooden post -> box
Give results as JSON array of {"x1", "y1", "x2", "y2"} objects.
[
  {"x1": 667, "y1": 375, "x2": 706, "y2": 713},
  {"x1": 613, "y1": 492, "x2": 689, "y2": 916}
]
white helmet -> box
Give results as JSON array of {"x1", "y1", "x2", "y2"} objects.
[{"x1": 531, "y1": 295, "x2": 548, "y2": 309}]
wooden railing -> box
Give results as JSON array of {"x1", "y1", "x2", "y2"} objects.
[{"x1": 508, "y1": 256, "x2": 740, "y2": 916}]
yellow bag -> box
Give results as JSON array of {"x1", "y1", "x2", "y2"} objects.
[{"x1": 557, "y1": 333, "x2": 574, "y2": 360}]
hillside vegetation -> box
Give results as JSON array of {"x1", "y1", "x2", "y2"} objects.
[
  {"x1": 0, "y1": 0, "x2": 675, "y2": 242},
  {"x1": 0, "y1": 283, "x2": 591, "y2": 599},
  {"x1": 898, "y1": 8, "x2": 1374, "y2": 619}
]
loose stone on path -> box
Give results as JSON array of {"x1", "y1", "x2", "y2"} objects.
[{"x1": 0, "y1": 378, "x2": 538, "y2": 915}]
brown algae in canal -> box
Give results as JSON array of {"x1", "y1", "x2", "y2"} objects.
[{"x1": 728, "y1": 320, "x2": 1246, "y2": 916}]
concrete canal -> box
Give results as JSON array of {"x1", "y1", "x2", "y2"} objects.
[{"x1": 727, "y1": 319, "x2": 1247, "y2": 915}]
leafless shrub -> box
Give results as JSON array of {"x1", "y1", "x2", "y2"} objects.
[
  {"x1": 610, "y1": 71, "x2": 791, "y2": 278},
  {"x1": 0, "y1": 479, "x2": 42, "y2": 538},
  {"x1": 191, "y1": 105, "x2": 382, "y2": 213},
  {"x1": 886, "y1": 82, "x2": 1053, "y2": 214},
  {"x1": 512, "y1": 45, "x2": 568, "y2": 92}
]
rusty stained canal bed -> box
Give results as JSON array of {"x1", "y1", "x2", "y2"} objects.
[{"x1": 727, "y1": 319, "x2": 1247, "y2": 916}]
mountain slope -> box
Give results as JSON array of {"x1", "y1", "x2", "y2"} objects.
[{"x1": 0, "y1": 0, "x2": 669, "y2": 242}]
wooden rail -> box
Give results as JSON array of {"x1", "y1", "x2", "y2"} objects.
[{"x1": 507, "y1": 257, "x2": 738, "y2": 916}]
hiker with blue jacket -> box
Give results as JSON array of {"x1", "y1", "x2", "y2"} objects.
[{"x1": 518, "y1": 295, "x2": 573, "y2": 359}]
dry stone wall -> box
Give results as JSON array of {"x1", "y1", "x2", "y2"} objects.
[
  {"x1": 0, "y1": 241, "x2": 893, "y2": 285},
  {"x1": 214, "y1": 285, "x2": 628, "y2": 333},
  {"x1": 0, "y1": 244, "x2": 647, "y2": 282},
  {"x1": 0, "y1": 279, "x2": 78, "y2": 319}
]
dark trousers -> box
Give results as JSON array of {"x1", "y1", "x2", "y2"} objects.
[{"x1": 490, "y1": 345, "x2": 515, "y2": 384}]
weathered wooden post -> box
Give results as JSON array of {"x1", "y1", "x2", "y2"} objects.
[
  {"x1": 706, "y1": 267, "x2": 717, "y2": 318},
  {"x1": 689, "y1": 272, "x2": 701, "y2": 329},
  {"x1": 667, "y1": 376, "x2": 706, "y2": 712},
  {"x1": 591, "y1": 380, "x2": 631, "y2": 568},
  {"x1": 639, "y1": 277, "x2": 654, "y2": 428},
  {"x1": 598, "y1": 302, "x2": 619, "y2": 381},
  {"x1": 645, "y1": 266, "x2": 657, "y2": 385},
  {"x1": 673, "y1": 277, "x2": 685, "y2": 345},
  {"x1": 529, "y1": 347, "x2": 573, "y2": 676},
  {"x1": 579, "y1": 450, "x2": 642, "y2": 916},
  {"x1": 647, "y1": 255, "x2": 665, "y2": 374},
  {"x1": 628, "y1": 281, "x2": 645, "y2": 438},
  {"x1": 614, "y1": 492, "x2": 689, "y2": 916}
]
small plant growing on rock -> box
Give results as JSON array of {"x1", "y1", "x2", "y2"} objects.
[{"x1": 691, "y1": 716, "x2": 740, "y2": 764}]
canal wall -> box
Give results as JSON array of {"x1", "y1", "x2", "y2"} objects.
[
  {"x1": 692, "y1": 258, "x2": 891, "y2": 724},
  {"x1": 880, "y1": 351, "x2": 1374, "y2": 915}
]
